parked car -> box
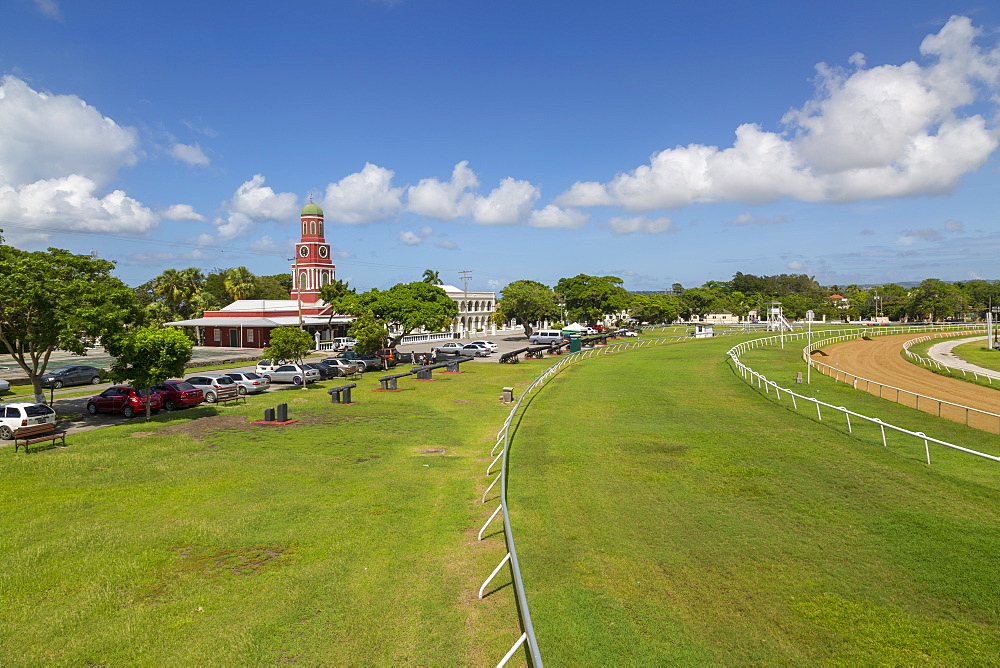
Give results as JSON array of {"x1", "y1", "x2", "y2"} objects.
[
  {"x1": 183, "y1": 374, "x2": 240, "y2": 403},
  {"x1": 620, "y1": 330, "x2": 639, "y2": 337},
  {"x1": 151, "y1": 380, "x2": 205, "y2": 411},
  {"x1": 0, "y1": 378, "x2": 10, "y2": 393},
  {"x1": 331, "y1": 337, "x2": 357, "y2": 351},
  {"x1": 254, "y1": 359, "x2": 291, "y2": 376},
  {"x1": 224, "y1": 372, "x2": 271, "y2": 395},
  {"x1": 469, "y1": 340, "x2": 498, "y2": 352},
  {"x1": 40, "y1": 365, "x2": 102, "y2": 389},
  {"x1": 319, "y1": 358, "x2": 363, "y2": 376},
  {"x1": 434, "y1": 342, "x2": 466, "y2": 355},
  {"x1": 262, "y1": 364, "x2": 319, "y2": 385},
  {"x1": 333, "y1": 350, "x2": 390, "y2": 371},
  {"x1": 528, "y1": 330, "x2": 566, "y2": 344},
  {"x1": 461, "y1": 343, "x2": 492, "y2": 357},
  {"x1": 0, "y1": 402, "x2": 57, "y2": 439},
  {"x1": 302, "y1": 362, "x2": 337, "y2": 381},
  {"x1": 86, "y1": 386, "x2": 162, "y2": 418}
]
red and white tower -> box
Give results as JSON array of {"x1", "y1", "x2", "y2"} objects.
[{"x1": 291, "y1": 202, "x2": 336, "y2": 305}]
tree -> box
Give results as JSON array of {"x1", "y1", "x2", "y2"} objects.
[
  {"x1": 341, "y1": 282, "x2": 459, "y2": 348},
  {"x1": 262, "y1": 327, "x2": 314, "y2": 369},
  {"x1": 629, "y1": 293, "x2": 683, "y2": 324},
  {"x1": 347, "y1": 311, "x2": 391, "y2": 355},
  {"x1": 554, "y1": 274, "x2": 630, "y2": 324},
  {"x1": 908, "y1": 279, "x2": 967, "y2": 321},
  {"x1": 0, "y1": 247, "x2": 141, "y2": 402},
  {"x1": 255, "y1": 274, "x2": 292, "y2": 300},
  {"x1": 421, "y1": 269, "x2": 442, "y2": 285},
  {"x1": 495, "y1": 280, "x2": 561, "y2": 336},
  {"x1": 223, "y1": 266, "x2": 257, "y2": 301},
  {"x1": 319, "y1": 279, "x2": 356, "y2": 331},
  {"x1": 104, "y1": 326, "x2": 194, "y2": 422}
]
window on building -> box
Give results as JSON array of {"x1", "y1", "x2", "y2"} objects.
[
  {"x1": 310, "y1": 220, "x2": 316, "y2": 235},
  {"x1": 319, "y1": 221, "x2": 324, "y2": 235},
  {"x1": 214, "y1": 328, "x2": 221, "y2": 342},
  {"x1": 299, "y1": 271, "x2": 307, "y2": 290},
  {"x1": 247, "y1": 329, "x2": 254, "y2": 343}
]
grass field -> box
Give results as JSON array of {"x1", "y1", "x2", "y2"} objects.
[
  {"x1": 0, "y1": 362, "x2": 541, "y2": 665},
  {"x1": 903, "y1": 333, "x2": 1000, "y2": 390},
  {"x1": 508, "y1": 335, "x2": 1000, "y2": 664},
  {"x1": 4, "y1": 332, "x2": 999, "y2": 664}
]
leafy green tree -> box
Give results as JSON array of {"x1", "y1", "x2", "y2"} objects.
[
  {"x1": 678, "y1": 286, "x2": 726, "y2": 317},
  {"x1": 104, "y1": 326, "x2": 194, "y2": 422},
  {"x1": 908, "y1": 279, "x2": 968, "y2": 321},
  {"x1": 341, "y1": 282, "x2": 459, "y2": 347},
  {"x1": 262, "y1": 326, "x2": 314, "y2": 367},
  {"x1": 0, "y1": 247, "x2": 140, "y2": 402},
  {"x1": 255, "y1": 274, "x2": 292, "y2": 300},
  {"x1": 421, "y1": 269, "x2": 442, "y2": 285},
  {"x1": 495, "y1": 280, "x2": 560, "y2": 336},
  {"x1": 319, "y1": 279, "x2": 355, "y2": 310},
  {"x1": 629, "y1": 293, "x2": 683, "y2": 324},
  {"x1": 348, "y1": 311, "x2": 391, "y2": 356},
  {"x1": 223, "y1": 266, "x2": 257, "y2": 301},
  {"x1": 555, "y1": 274, "x2": 630, "y2": 324}
]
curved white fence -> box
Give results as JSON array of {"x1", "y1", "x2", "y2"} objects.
[
  {"x1": 804, "y1": 325, "x2": 1000, "y2": 434},
  {"x1": 902, "y1": 332, "x2": 997, "y2": 384},
  {"x1": 727, "y1": 325, "x2": 999, "y2": 462}
]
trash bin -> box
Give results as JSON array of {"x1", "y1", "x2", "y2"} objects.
[{"x1": 568, "y1": 335, "x2": 582, "y2": 353}]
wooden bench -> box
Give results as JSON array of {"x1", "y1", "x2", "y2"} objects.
[
  {"x1": 217, "y1": 394, "x2": 247, "y2": 406},
  {"x1": 327, "y1": 383, "x2": 358, "y2": 404},
  {"x1": 13, "y1": 423, "x2": 66, "y2": 454}
]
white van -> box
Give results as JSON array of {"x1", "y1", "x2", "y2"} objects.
[{"x1": 528, "y1": 330, "x2": 565, "y2": 344}]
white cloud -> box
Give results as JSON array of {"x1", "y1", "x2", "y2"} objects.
[
  {"x1": 527, "y1": 205, "x2": 589, "y2": 229},
  {"x1": 161, "y1": 203, "x2": 205, "y2": 221},
  {"x1": 944, "y1": 219, "x2": 964, "y2": 232},
  {"x1": 229, "y1": 174, "x2": 298, "y2": 221},
  {"x1": 607, "y1": 216, "x2": 674, "y2": 235},
  {"x1": 406, "y1": 161, "x2": 479, "y2": 220},
  {"x1": 556, "y1": 16, "x2": 1000, "y2": 212},
  {"x1": 0, "y1": 75, "x2": 138, "y2": 189},
  {"x1": 728, "y1": 212, "x2": 788, "y2": 226},
  {"x1": 437, "y1": 240, "x2": 459, "y2": 250},
  {"x1": 419, "y1": 225, "x2": 433, "y2": 237},
  {"x1": 322, "y1": 162, "x2": 403, "y2": 224},
  {"x1": 399, "y1": 230, "x2": 422, "y2": 246},
  {"x1": 33, "y1": 0, "x2": 60, "y2": 20},
  {"x1": 0, "y1": 175, "x2": 157, "y2": 238},
  {"x1": 168, "y1": 142, "x2": 210, "y2": 166},
  {"x1": 470, "y1": 177, "x2": 539, "y2": 225},
  {"x1": 787, "y1": 260, "x2": 806, "y2": 270},
  {"x1": 248, "y1": 235, "x2": 290, "y2": 253}
]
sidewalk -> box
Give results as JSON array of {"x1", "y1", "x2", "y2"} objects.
[{"x1": 926, "y1": 336, "x2": 1000, "y2": 380}]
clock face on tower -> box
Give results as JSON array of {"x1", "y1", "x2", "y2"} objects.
[
  {"x1": 318, "y1": 246, "x2": 329, "y2": 258},
  {"x1": 299, "y1": 246, "x2": 309, "y2": 258}
]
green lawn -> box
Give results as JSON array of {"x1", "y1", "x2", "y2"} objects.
[
  {"x1": 508, "y1": 335, "x2": 1000, "y2": 664},
  {"x1": 4, "y1": 333, "x2": 999, "y2": 665},
  {"x1": 0, "y1": 362, "x2": 541, "y2": 665}
]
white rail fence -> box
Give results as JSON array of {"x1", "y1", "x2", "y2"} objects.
[
  {"x1": 727, "y1": 324, "x2": 1000, "y2": 463},
  {"x1": 803, "y1": 326, "x2": 1000, "y2": 434},
  {"x1": 901, "y1": 331, "x2": 995, "y2": 384},
  {"x1": 480, "y1": 333, "x2": 703, "y2": 666}
]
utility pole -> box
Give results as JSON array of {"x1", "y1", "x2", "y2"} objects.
[{"x1": 459, "y1": 270, "x2": 472, "y2": 339}]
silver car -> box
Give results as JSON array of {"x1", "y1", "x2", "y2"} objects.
[
  {"x1": 263, "y1": 364, "x2": 319, "y2": 385},
  {"x1": 183, "y1": 373, "x2": 240, "y2": 403},
  {"x1": 224, "y1": 372, "x2": 271, "y2": 395}
]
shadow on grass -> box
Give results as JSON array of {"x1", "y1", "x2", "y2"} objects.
[{"x1": 481, "y1": 579, "x2": 513, "y2": 599}]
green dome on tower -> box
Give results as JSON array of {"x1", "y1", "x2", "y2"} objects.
[{"x1": 301, "y1": 202, "x2": 324, "y2": 217}]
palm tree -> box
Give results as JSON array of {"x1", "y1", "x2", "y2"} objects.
[
  {"x1": 153, "y1": 268, "x2": 186, "y2": 314},
  {"x1": 224, "y1": 266, "x2": 257, "y2": 301},
  {"x1": 422, "y1": 269, "x2": 442, "y2": 285}
]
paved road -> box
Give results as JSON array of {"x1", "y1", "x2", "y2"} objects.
[{"x1": 926, "y1": 336, "x2": 1000, "y2": 380}]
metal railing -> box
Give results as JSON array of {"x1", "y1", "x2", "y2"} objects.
[
  {"x1": 803, "y1": 325, "x2": 1000, "y2": 434},
  {"x1": 727, "y1": 325, "x2": 999, "y2": 463},
  {"x1": 901, "y1": 331, "x2": 997, "y2": 384},
  {"x1": 480, "y1": 333, "x2": 701, "y2": 666}
]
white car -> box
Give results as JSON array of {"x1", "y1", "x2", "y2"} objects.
[
  {"x1": 183, "y1": 374, "x2": 240, "y2": 403},
  {"x1": 0, "y1": 402, "x2": 57, "y2": 440},
  {"x1": 621, "y1": 330, "x2": 639, "y2": 337},
  {"x1": 331, "y1": 337, "x2": 358, "y2": 351},
  {"x1": 434, "y1": 342, "x2": 466, "y2": 355},
  {"x1": 469, "y1": 340, "x2": 498, "y2": 352},
  {"x1": 0, "y1": 378, "x2": 10, "y2": 393}
]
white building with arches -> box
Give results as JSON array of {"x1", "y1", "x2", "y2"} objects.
[{"x1": 439, "y1": 285, "x2": 497, "y2": 338}]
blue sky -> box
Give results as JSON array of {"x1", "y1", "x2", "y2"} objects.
[{"x1": 2, "y1": 1, "x2": 999, "y2": 293}]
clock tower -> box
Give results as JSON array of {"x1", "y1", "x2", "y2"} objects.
[{"x1": 291, "y1": 202, "x2": 335, "y2": 305}]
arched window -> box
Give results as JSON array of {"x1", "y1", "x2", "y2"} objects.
[
  {"x1": 299, "y1": 271, "x2": 307, "y2": 291},
  {"x1": 310, "y1": 220, "x2": 316, "y2": 235},
  {"x1": 321, "y1": 272, "x2": 329, "y2": 286},
  {"x1": 318, "y1": 221, "x2": 324, "y2": 236},
  {"x1": 302, "y1": 222, "x2": 308, "y2": 236}
]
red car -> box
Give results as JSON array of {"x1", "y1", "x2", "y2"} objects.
[
  {"x1": 86, "y1": 385, "x2": 163, "y2": 418},
  {"x1": 151, "y1": 380, "x2": 206, "y2": 411}
]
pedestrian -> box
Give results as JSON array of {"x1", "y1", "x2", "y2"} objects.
[{"x1": 431, "y1": 349, "x2": 438, "y2": 363}]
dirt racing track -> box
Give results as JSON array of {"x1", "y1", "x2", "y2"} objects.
[{"x1": 817, "y1": 332, "x2": 1000, "y2": 435}]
